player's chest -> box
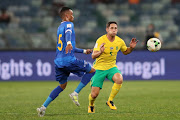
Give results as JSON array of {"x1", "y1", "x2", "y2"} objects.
[{"x1": 104, "y1": 43, "x2": 120, "y2": 54}]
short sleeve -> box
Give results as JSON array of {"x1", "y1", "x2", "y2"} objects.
[
  {"x1": 65, "y1": 22, "x2": 73, "y2": 34},
  {"x1": 120, "y1": 40, "x2": 128, "y2": 52},
  {"x1": 93, "y1": 38, "x2": 103, "y2": 51}
]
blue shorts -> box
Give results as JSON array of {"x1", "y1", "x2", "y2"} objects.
[{"x1": 55, "y1": 59, "x2": 92, "y2": 84}]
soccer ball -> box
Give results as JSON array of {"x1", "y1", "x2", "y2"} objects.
[{"x1": 147, "y1": 38, "x2": 161, "y2": 52}]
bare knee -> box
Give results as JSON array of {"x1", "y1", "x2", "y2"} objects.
[
  {"x1": 91, "y1": 87, "x2": 100, "y2": 99},
  {"x1": 116, "y1": 77, "x2": 123, "y2": 84},
  {"x1": 59, "y1": 82, "x2": 67, "y2": 90},
  {"x1": 117, "y1": 79, "x2": 123, "y2": 84},
  {"x1": 113, "y1": 73, "x2": 123, "y2": 84},
  {"x1": 91, "y1": 92, "x2": 99, "y2": 99}
]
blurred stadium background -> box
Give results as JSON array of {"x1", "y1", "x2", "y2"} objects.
[
  {"x1": 0, "y1": 0, "x2": 180, "y2": 120},
  {"x1": 0, "y1": 0, "x2": 180, "y2": 50}
]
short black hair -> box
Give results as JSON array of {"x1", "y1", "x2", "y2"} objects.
[
  {"x1": 59, "y1": 7, "x2": 71, "y2": 19},
  {"x1": 106, "y1": 21, "x2": 118, "y2": 28}
]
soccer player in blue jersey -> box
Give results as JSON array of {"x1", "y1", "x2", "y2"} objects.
[{"x1": 37, "y1": 7, "x2": 95, "y2": 117}]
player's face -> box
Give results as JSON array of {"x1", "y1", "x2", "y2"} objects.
[
  {"x1": 68, "y1": 10, "x2": 74, "y2": 22},
  {"x1": 106, "y1": 24, "x2": 118, "y2": 37}
]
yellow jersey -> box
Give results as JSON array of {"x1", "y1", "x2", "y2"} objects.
[{"x1": 93, "y1": 34, "x2": 127, "y2": 70}]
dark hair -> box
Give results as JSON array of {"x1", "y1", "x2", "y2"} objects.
[
  {"x1": 106, "y1": 21, "x2": 118, "y2": 28},
  {"x1": 59, "y1": 7, "x2": 71, "y2": 18}
]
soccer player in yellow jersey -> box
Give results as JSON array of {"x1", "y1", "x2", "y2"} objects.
[{"x1": 88, "y1": 21, "x2": 138, "y2": 113}]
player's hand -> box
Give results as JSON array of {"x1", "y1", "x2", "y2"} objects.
[
  {"x1": 65, "y1": 44, "x2": 73, "y2": 54},
  {"x1": 130, "y1": 38, "x2": 138, "y2": 49},
  {"x1": 100, "y1": 43, "x2": 105, "y2": 53},
  {"x1": 85, "y1": 49, "x2": 93, "y2": 54}
]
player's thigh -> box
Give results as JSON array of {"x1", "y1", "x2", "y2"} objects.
[
  {"x1": 55, "y1": 66, "x2": 70, "y2": 84},
  {"x1": 107, "y1": 67, "x2": 123, "y2": 84},
  {"x1": 91, "y1": 70, "x2": 106, "y2": 89},
  {"x1": 70, "y1": 59, "x2": 92, "y2": 76}
]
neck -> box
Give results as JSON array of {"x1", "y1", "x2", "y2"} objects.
[
  {"x1": 107, "y1": 34, "x2": 115, "y2": 42},
  {"x1": 62, "y1": 18, "x2": 70, "y2": 22},
  {"x1": 62, "y1": 20, "x2": 69, "y2": 22}
]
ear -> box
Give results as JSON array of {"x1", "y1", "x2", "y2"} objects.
[
  {"x1": 65, "y1": 12, "x2": 68, "y2": 18},
  {"x1": 106, "y1": 27, "x2": 108, "y2": 33}
]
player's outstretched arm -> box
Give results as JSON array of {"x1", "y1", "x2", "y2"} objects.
[
  {"x1": 74, "y1": 47, "x2": 92, "y2": 54},
  {"x1": 123, "y1": 38, "x2": 138, "y2": 55},
  {"x1": 84, "y1": 49, "x2": 93, "y2": 54}
]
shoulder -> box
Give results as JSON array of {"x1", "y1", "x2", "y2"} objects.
[
  {"x1": 96, "y1": 34, "x2": 106, "y2": 42},
  {"x1": 63, "y1": 22, "x2": 74, "y2": 28},
  {"x1": 115, "y1": 36, "x2": 124, "y2": 42}
]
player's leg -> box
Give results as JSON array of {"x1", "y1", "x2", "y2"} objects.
[
  {"x1": 75, "y1": 67, "x2": 95, "y2": 93},
  {"x1": 70, "y1": 67, "x2": 95, "y2": 96},
  {"x1": 88, "y1": 87, "x2": 100, "y2": 113},
  {"x1": 37, "y1": 66, "x2": 69, "y2": 117},
  {"x1": 37, "y1": 82, "x2": 67, "y2": 117},
  {"x1": 69, "y1": 60, "x2": 95, "y2": 106},
  {"x1": 42, "y1": 82, "x2": 67, "y2": 108},
  {"x1": 106, "y1": 67, "x2": 123, "y2": 110},
  {"x1": 88, "y1": 70, "x2": 105, "y2": 113},
  {"x1": 69, "y1": 69, "x2": 95, "y2": 106}
]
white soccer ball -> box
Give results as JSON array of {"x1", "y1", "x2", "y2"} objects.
[{"x1": 147, "y1": 38, "x2": 161, "y2": 52}]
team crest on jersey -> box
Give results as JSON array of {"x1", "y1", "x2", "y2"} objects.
[
  {"x1": 116, "y1": 46, "x2": 118, "y2": 50},
  {"x1": 67, "y1": 24, "x2": 71, "y2": 28},
  {"x1": 110, "y1": 47, "x2": 113, "y2": 50}
]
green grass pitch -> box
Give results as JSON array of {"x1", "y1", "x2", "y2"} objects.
[{"x1": 0, "y1": 80, "x2": 180, "y2": 120}]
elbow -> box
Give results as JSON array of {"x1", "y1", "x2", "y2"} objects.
[
  {"x1": 92, "y1": 53, "x2": 97, "y2": 59},
  {"x1": 92, "y1": 55, "x2": 96, "y2": 59},
  {"x1": 123, "y1": 52, "x2": 128, "y2": 55},
  {"x1": 123, "y1": 52, "x2": 131, "y2": 55}
]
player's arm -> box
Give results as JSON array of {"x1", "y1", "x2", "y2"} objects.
[
  {"x1": 65, "y1": 23, "x2": 73, "y2": 54},
  {"x1": 122, "y1": 38, "x2": 138, "y2": 55},
  {"x1": 122, "y1": 47, "x2": 134, "y2": 55},
  {"x1": 74, "y1": 47, "x2": 92, "y2": 54},
  {"x1": 92, "y1": 43, "x2": 105, "y2": 59}
]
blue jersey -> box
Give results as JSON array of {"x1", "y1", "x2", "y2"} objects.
[
  {"x1": 54, "y1": 21, "x2": 83, "y2": 68},
  {"x1": 53, "y1": 21, "x2": 92, "y2": 83}
]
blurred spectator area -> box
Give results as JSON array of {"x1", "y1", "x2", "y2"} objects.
[{"x1": 0, "y1": 0, "x2": 180, "y2": 50}]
